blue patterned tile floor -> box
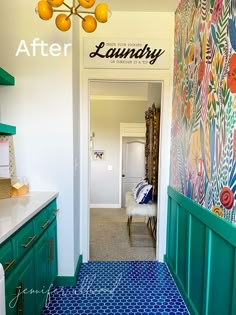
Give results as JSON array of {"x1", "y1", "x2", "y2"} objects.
[{"x1": 41, "y1": 261, "x2": 189, "y2": 314}]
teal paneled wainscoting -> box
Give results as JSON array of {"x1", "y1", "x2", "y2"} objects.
[{"x1": 165, "y1": 186, "x2": 236, "y2": 315}]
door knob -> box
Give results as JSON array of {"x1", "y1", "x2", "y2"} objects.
[{"x1": 122, "y1": 174, "x2": 125, "y2": 177}]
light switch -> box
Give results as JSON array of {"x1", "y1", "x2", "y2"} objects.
[{"x1": 107, "y1": 165, "x2": 113, "y2": 171}]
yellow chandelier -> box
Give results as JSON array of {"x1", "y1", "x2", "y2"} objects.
[{"x1": 36, "y1": 0, "x2": 109, "y2": 32}]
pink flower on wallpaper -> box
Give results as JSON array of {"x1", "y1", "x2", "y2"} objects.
[
  {"x1": 173, "y1": 120, "x2": 178, "y2": 137},
  {"x1": 227, "y1": 54, "x2": 236, "y2": 93},
  {"x1": 171, "y1": 150, "x2": 178, "y2": 187},
  {"x1": 220, "y1": 187, "x2": 234, "y2": 209},
  {"x1": 194, "y1": 41, "x2": 201, "y2": 64},
  {"x1": 211, "y1": 0, "x2": 223, "y2": 24}
]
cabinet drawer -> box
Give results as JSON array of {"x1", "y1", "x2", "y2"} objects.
[
  {"x1": 47, "y1": 199, "x2": 58, "y2": 221},
  {"x1": 0, "y1": 241, "x2": 15, "y2": 274},
  {"x1": 34, "y1": 208, "x2": 50, "y2": 236},
  {"x1": 13, "y1": 221, "x2": 36, "y2": 258}
]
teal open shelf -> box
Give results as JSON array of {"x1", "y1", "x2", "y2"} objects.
[
  {"x1": 0, "y1": 68, "x2": 15, "y2": 85},
  {"x1": 0, "y1": 123, "x2": 16, "y2": 135}
]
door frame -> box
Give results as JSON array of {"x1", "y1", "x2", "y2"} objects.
[
  {"x1": 80, "y1": 69, "x2": 172, "y2": 263},
  {"x1": 119, "y1": 123, "x2": 146, "y2": 207}
]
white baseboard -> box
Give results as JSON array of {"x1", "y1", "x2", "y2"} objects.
[{"x1": 90, "y1": 204, "x2": 121, "y2": 208}]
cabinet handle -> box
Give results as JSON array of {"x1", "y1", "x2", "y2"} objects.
[
  {"x1": 53, "y1": 209, "x2": 60, "y2": 216},
  {"x1": 15, "y1": 282, "x2": 24, "y2": 314},
  {"x1": 4, "y1": 259, "x2": 15, "y2": 272},
  {"x1": 49, "y1": 239, "x2": 54, "y2": 263},
  {"x1": 21, "y1": 235, "x2": 36, "y2": 248},
  {"x1": 21, "y1": 282, "x2": 24, "y2": 314},
  {"x1": 40, "y1": 220, "x2": 50, "y2": 229}
]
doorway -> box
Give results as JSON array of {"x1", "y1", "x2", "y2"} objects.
[
  {"x1": 80, "y1": 72, "x2": 172, "y2": 263},
  {"x1": 89, "y1": 81, "x2": 161, "y2": 261}
]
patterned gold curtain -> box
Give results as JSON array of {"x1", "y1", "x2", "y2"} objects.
[{"x1": 145, "y1": 104, "x2": 160, "y2": 201}]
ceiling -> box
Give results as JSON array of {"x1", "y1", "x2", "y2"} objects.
[{"x1": 105, "y1": 0, "x2": 180, "y2": 12}]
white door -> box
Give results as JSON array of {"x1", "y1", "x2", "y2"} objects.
[{"x1": 122, "y1": 137, "x2": 145, "y2": 207}]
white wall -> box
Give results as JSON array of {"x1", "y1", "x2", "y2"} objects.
[
  {"x1": 148, "y1": 83, "x2": 162, "y2": 108},
  {"x1": 72, "y1": 17, "x2": 82, "y2": 271},
  {"x1": 90, "y1": 99, "x2": 148, "y2": 207},
  {"x1": 0, "y1": 1, "x2": 76, "y2": 276},
  {"x1": 0, "y1": 4, "x2": 175, "y2": 270}
]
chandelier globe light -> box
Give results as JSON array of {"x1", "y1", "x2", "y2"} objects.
[{"x1": 36, "y1": 0, "x2": 109, "y2": 32}]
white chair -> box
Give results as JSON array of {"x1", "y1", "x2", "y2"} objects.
[{"x1": 125, "y1": 191, "x2": 157, "y2": 245}]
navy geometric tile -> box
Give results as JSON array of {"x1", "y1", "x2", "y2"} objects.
[{"x1": 41, "y1": 261, "x2": 189, "y2": 314}]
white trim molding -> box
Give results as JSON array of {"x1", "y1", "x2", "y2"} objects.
[
  {"x1": 90, "y1": 204, "x2": 121, "y2": 208},
  {"x1": 80, "y1": 69, "x2": 173, "y2": 264}
]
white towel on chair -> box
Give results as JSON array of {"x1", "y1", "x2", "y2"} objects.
[{"x1": 125, "y1": 191, "x2": 157, "y2": 217}]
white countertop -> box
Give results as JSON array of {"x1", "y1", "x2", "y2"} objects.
[{"x1": 0, "y1": 192, "x2": 58, "y2": 244}]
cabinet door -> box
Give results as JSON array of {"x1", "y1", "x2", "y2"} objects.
[
  {"x1": 34, "y1": 220, "x2": 57, "y2": 315},
  {"x1": 5, "y1": 250, "x2": 35, "y2": 315},
  {"x1": 47, "y1": 220, "x2": 58, "y2": 285},
  {"x1": 34, "y1": 232, "x2": 50, "y2": 315}
]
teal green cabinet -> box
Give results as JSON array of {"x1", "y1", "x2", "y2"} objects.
[
  {"x1": 0, "y1": 241, "x2": 15, "y2": 274},
  {"x1": 0, "y1": 68, "x2": 15, "y2": 85},
  {"x1": 5, "y1": 250, "x2": 35, "y2": 315},
  {"x1": 0, "y1": 198, "x2": 58, "y2": 315},
  {"x1": 35, "y1": 220, "x2": 57, "y2": 314},
  {"x1": 0, "y1": 123, "x2": 16, "y2": 135},
  {"x1": 35, "y1": 232, "x2": 50, "y2": 314},
  {"x1": 0, "y1": 68, "x2": 16, "y2": 135},
  {"x1": 47, "y1": 220, "x2": 58, "y2": 285}
]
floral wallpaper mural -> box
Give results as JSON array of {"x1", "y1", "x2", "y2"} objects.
[{"x1": 170, "y1": 0, "x2": 236, "y2": 223}]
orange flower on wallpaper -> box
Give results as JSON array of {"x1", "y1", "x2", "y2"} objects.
[
  {"x1": 212, "y1": 205, "x2": 223, "y2": 217},
  {"x1": 198, "y1": 60, "x2": 205, "y2": 84},
  {"x1": 227, "y1": 54, "x2": 236, "y2": 93},
  {"x1": 186, "y1": 98, "x2": 193, "y2": 120}
]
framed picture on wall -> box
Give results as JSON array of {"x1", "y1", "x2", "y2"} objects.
[{"x1": 93, "y1": 150, "x2": 105, "y2": 160}]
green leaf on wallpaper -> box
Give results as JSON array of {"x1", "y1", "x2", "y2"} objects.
[
  {"x1": 193, "y1": 105, "x2": 201, "y2": 132},
  {"x1": 229, "y1": 162, "x2": 236, "y2": 194},
  {"x1": 210, "y1": 0, "x2": 215, "y2": 11},
  {"x1": 200, "y1": 121, "x2": 207, "y2": 176},
  {"x1": 210, "y1": 119, "x2": 216, "y2": 179},
  {"x1": 222, "y1": 85, "x2": 231, "y2": 111},
  {"x1": 219, "y1": 131, "x2": 233, "y2": 187},
  {"x1": 216, "y1": 2, "x2": 230, "y2": 54}
]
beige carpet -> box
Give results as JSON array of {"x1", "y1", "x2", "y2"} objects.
[{"x1": 89, "y1": 208, "x2": 156, "y2": 261}]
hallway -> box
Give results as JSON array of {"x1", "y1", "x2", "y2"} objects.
[
  {"x1": 41, "y1": 261, "x2": 189, "y2": 314},
  {"x1": 90, "y1": 208, "x2": 156, "y2": 261}
]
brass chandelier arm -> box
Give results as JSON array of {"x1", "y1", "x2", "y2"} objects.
[
  {"x1": 66, "y1": 12, "x2": 74, "y2": 19},
  {"x1": 76, "y1": 10, "x2": 95, "y2": 14},
  {"x1": 76, "y1": 12, "x2": 86, "y2": 21},
  {"x1": 52, "y1": 9, "x2": 95, "y2": 14},
  {"x1": 51, "y1": 9, "x2": 71, "y2": 12},
  {"x1": 63, "y1": 2, "x2": 72, "y2": 10}
]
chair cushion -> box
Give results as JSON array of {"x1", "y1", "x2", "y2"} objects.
[
  {"x1": 135, "y1": 184, "x2": 153, "y2": 204},
  {"x1": 133, "y1": 179, "x2": 147, "y2": 199}
]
